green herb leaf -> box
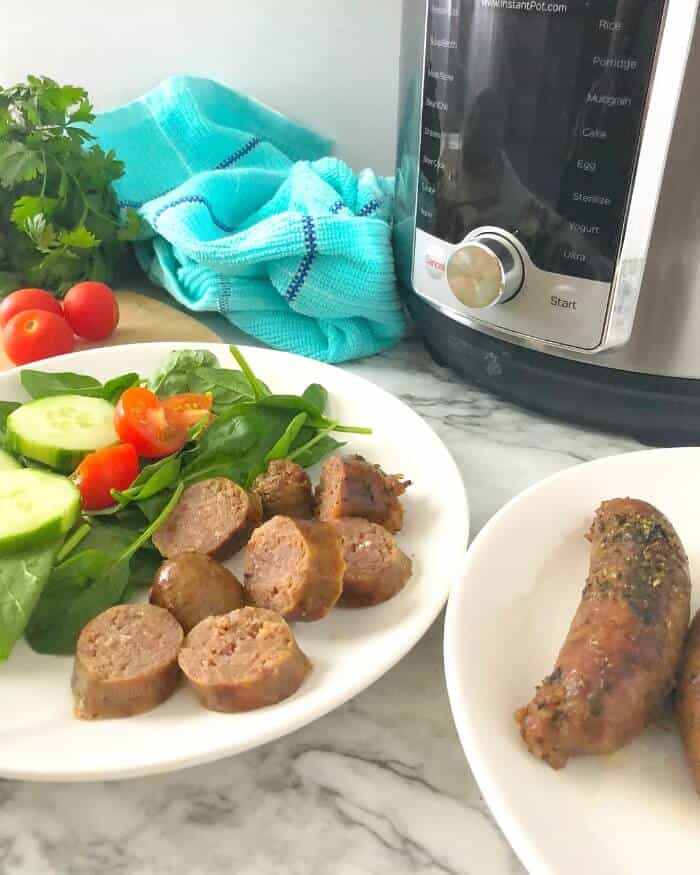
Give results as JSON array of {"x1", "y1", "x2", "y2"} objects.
[
  {"x1": 58, "y1": 226, "x2": 99, "y2": 249},
  {"x1": 0, "y1": 141, "x2": 42, "y2": 188},
  {"x1": 117, "y1": 207, "x2": 141, "y2": 242},
  {"x1": 10, "y1": 195, "x2": 58, "y2": 228},
  {"x1": 0, "y1": 76, "x2": 134, "y2": 293}
]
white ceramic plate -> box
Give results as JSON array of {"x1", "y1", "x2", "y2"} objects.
[
  {"x1": 445, "y1": 448, "x2": 700, "y2": 875},
  {"x1": 0, "y1": 342, "x2": 468, "y2": 782}
]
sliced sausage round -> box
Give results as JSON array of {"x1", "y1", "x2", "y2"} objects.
[
  {"x1": 178, "y1": 606, "x2": 311, "y2": 712},
  {"x1": 72, "y1": 604, "x2": 184, "y2": 720},
  {"x1": 332, "y1": 517, "x2": 412, "y2": 606},
  {"x1": 150, "y1": 551, "x2": 245, "y2": 632},
  {"x1": 152, "y1": 477, "x2": 262, "y2": 560},
  {"x1": 252, "y1": 459, "x2": 314, "y2": 520},
  {"x1": 316, "y1": 454, "x2": 409, "y2": 532},
  {"x1": 245, "y1": 516, "x2": 344, "y2": 621}
]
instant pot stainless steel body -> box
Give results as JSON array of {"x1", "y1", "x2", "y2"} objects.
[{"x1": 395, "y1": 1, "x2": 700, "y2": 443}]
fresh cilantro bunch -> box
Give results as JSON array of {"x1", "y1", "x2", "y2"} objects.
[{"x1": 0, "y1": 76, "x2": 139, "y2": 296}]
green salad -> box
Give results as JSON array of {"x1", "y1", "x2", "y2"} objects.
[{"x1": 0, "y1": 346, "x2": 369, "y2": 659}]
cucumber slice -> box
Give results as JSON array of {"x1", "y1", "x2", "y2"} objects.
[
  {"x1": 0, "y1": 449, "x2": 20, "y2": 471},
  {"x1": 6, "y1": 395, "x2": 118, "y2": 473},
  {"x1": 0, "y1": 469, "x2": 80, "y2": 555}
]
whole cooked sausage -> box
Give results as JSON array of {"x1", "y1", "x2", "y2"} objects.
[
  {"x1": 517, "y1": 498, "x2": 691, "y2": 769},
  {"x1": 178, "y1": 607, "x2": 311, "y2": 712},
  {"x1": 150, "y1": 552, "x2": 245, "y2": 632},
  {"x1": 332, "y1": 517, "x2": 412, "y2": 606},
  {"x1": 245, "y1": 516, "x2": 344, "y2": 621},
  {"x1": 677, "y1": 610, "x2": 700, "y2": 793},
  {"x1": 152, "y1": 477, "x2": 262, "y2": 560},
  {"x1": 252, "y1": 459, "x2": 314, "y2": 520},
  {"x1": 72, "y1": 604, "x2": 184, "y2": 720},
  {"x1": 316, "y1": 455, "x2": 410, "y2": 532}
]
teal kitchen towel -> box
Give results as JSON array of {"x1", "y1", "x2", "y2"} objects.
[{"x1": 90, "y1": 76, "x2": 405, "y2": 362}]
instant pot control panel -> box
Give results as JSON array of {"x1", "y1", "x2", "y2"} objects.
[{"x1": 412, "y1": 0, "x2": 676, "y2": 352}]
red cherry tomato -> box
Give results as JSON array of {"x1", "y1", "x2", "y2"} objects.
[
  {"x1": 161, "y1": 392, "x2": 214, "y2": 430},
  {"x1": 63, "y1": 281, "x2": 119, "y2": 341},
  {"x1": 114, "y1": 387, "x2": 187, "y2": 458},
  {"x1": 0, "y1": 288, "x2": 63, "y2": 329},
  {"x1": 2, "y1": 309, "x2": 75, "y2": 365},
  {"x1": 72, "y1": 443, "x2": 140, "y2": 511}
]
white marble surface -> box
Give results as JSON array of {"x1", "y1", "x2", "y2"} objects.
[{"x1": 0, "y1": 331, "x2": 644, "y2": 875}]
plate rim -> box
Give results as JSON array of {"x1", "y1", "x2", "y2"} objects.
[
  {"x1": 0, "y1": 341, "x2": 470, "y2": 782},
  {"x1": 443, "y1": 446, "x2": 699, "y2": 875}
]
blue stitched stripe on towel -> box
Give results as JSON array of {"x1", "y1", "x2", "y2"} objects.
[
  {"x1": 215, "y1": 136, "x2": 261, "y2": 169},
  {"x1": 154, "y1": 195, "x2": 237, "y2": 233},
  {"x1": 285, "y1": 215, "x2": 317, "y2": 303},
  {"x1": 357, "y1": 198, "x2": 381, "y2": 217},
  {"x1": 119, "y1": 137, "x2": 262, "y2": 209}
]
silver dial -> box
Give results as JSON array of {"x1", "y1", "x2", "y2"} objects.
[{"x1": 446, "y1": 233, "x2": 524, "y2": 309}]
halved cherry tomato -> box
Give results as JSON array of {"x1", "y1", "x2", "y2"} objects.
[
  {"x1": 114, "y1": 387, "x2": 188, "y2": 458},
  {"x1": 72, "y1": 443, "x2": 139, "y2": 511},
  {"x1": 161, "y1": 392, "x2": 214, "y2": 430}
]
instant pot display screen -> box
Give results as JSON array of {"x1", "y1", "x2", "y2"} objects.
[{"x1": 418, "y1": 0, "x2": 665, "y2": 282}]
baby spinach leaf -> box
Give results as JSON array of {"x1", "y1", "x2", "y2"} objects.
[
  {"x1": 100, "y1": 372, "x2": 140, "y2": 404},
  {"x1": 128, "y1": 548, "x2": 161, "y2": 591},
  {"x1": 136, "y1": 490, "x2": 174, "y2": 522},
  {"x1": 111, "y1": 454, "x2": 182, "y2": 505},
  {"x1": 25, "y1": 552, "x2": 130, "y2": 655},
  {"x1": 21, "y1": 370, "x2": 103, "y2": 398},
  {"x1": 180, "y1": 404, "x2": 283, "y2": 486},
  {"x1": 26, "y1": 485, "x2": 183, "y2": 655},
  {"x1": 148, "y1": 349, "x2": 219, "y2": 397},
  {"x1": 19, "y1": 369, "x2": 139, "y2": 403},
  {"x1": 302, "y1": 383, "x2": 327, "y2": 413},
  {"x1": 287, "y1": 423, "x2": 346, "y2": 468},
  {"x1": 264, "y1": 412, "x2": 308, "y2": 465},
  {"x1": 229, "y1": 345, "x2": 269, "y2": 400},
  {"x1": 190, "y1": 366, "x2": 267, "y2": 411},
  {"x1": 0, "y1": 540, "x2": 60, "y2": 661}
]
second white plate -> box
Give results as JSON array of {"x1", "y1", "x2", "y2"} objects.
[{"x1": 445, "y1": 448, "x2": 700, "y2": 875}]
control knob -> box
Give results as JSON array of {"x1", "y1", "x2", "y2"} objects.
[{"x1": 446, "y1": 232, "x2": 524, "y2": 309}]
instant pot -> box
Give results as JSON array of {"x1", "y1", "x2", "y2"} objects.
[{"x1": 394, "y1": 0, "x2": 700, "y2": 443}]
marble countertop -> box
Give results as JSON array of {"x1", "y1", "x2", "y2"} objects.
[{"x1": 0, "y1": 321, "x2": 644, "y2": 875}]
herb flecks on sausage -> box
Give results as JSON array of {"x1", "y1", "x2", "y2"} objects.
[{"x1": 516, "y1": 498, "x2": 691, "y2": 770}]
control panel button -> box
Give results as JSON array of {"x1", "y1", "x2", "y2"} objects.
[{"x1": 425, "y1": 245, "x2": 447, "y2": 278}]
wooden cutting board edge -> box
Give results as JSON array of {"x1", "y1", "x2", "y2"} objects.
[{"x1": 0, "y1": 290, "x2": 223, "y2": 371}]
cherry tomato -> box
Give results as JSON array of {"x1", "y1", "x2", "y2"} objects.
[
  {"x1": 0, "y1": 288, "x2": 63, "y2": 329},
  {"x1": 161, "y1": 392, "x2": 214, "y2": 430},
  {"x1": 63, "y1": 281, "x2": 119, "y2": 341},
  {"x1": 114, "y1": 387, "x2": 187, "y2": 458},
  {"x1": 2, "y1": 309, "x2": 75, "y2": 365},
  {"x1": 72, "y1": 443, "x2": 140, "y2": 511}
]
